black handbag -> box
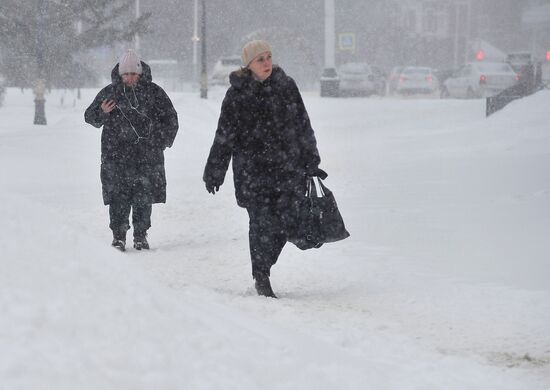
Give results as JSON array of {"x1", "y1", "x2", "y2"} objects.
[{"x1": 288, "y1": 177, "x2": 350, "y2": 250}]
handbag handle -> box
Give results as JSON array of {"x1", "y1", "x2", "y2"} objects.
[
  {"x1": 317, "y1": 178, "x2": 332, "y2": 197},
  {"x1": 306, "y1": 177, "x2": 332, "y2": 198},
  {"x1": 306, "y1": 177, "x2": 317, "y2": 198}
]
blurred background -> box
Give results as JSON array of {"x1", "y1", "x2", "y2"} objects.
[{"x1": 1, "y1": 0, "x2": 549, "y2": 91}]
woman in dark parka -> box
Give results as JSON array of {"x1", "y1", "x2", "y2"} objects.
[
  {"x1": 203, "y1": 40, "x2": 326, "y2": 298},
  {"x1": 85, "y1": 50, "x2": 178, "y2": 251}
]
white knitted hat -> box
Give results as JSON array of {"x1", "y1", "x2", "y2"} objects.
[
  {"x1": 241, "y1": 40, "x2": 272, "y2": 67},
  {"x1": 118, "y1": 49, "x2": 143, "y2": 75}
]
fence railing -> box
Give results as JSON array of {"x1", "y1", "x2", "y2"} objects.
[{"x1": 486, "y1": 62, "x2": 546, "y2": 117}]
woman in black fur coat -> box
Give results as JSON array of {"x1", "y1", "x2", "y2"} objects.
[
  {"x1": 203, "y1": 40, "x2": 326, "y2": 298},
  {"x1": 85, "y1": 50, "x2": 179, "y2": 252}
]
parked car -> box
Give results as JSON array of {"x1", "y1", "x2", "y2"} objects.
[
  {"x1": 542, "y1": 60, "x2": 550, "y2": 86},
  {"x1": 338, "y1": 62, "x2": 386, "y2": 96},
  {"x1": 370, "y1": 66, "x2": 387, "y2": 96},
  {"x1": 505, "y1": 52, "x2": 532, "y2": 73},
  {"x1": 210, "y1": 55, "x2": 242, "y2": 86},
  {"x1": 433, "y1": 68, "x2": 455, "y2": 87},
  {"x1": 387, "y1": 66, "x2": 404, "y2": 95},
  {"x1": 441, "y1": 62, "x2": 518, "y2": 98},
  {"x1": 395, "y1": 66, "x2": 439, "y2": 95}
]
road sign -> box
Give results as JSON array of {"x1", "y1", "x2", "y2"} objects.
[{"x1": 338, "y1": 33, "x2": 355, "y2": 52}]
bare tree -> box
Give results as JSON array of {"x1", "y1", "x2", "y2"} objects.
[{"x1": 0, "y1": 0, "x2": 152, "y2": 88}]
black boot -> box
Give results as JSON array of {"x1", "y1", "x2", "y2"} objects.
[
  {"x1": 111, "y1": 229, "x2": 127, "y2": 252},
  {"x1": 133, "y1": 232, "x2": 149, "y2": 250},
  {"x1": 254, "y1": 272, "x2": 277, "y2": 299}
]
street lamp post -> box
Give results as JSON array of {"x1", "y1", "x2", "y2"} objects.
[
  {"x1": 33, "y1": 79, "x2": 47, "y2": 125},
  {"x1": 320, "y1": 0, "x2": 339, "y2": 97},
  {"x1": 34, "y1": 0, "x2": 47, "y2": 125},
  {"x1": 76, "y1": 19, "x2": 82, "y2": 100},
  {"x1": 192, "y1": 0, "x2": 199, "y2": 91},
  {"x1": 200, "y1": 0, "x2": 208, "y2": 99},
  {"x1": 135, "y1": 0, "x2": 141, "y2": 51},
  {"x1": 453, "y1": 1, "x2": 470, "y2": 68}
]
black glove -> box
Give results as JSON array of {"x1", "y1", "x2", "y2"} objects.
[
  {"x1": 307, "y1": 167, "x2": 328, "y2": 180},
  {"x1": 205, "y1": 181, "x2": 220, "y2": 194}
]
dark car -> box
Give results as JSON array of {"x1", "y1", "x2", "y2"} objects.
[{"x1": 505, "y1": 52, "x2": 532, "y2": 73}]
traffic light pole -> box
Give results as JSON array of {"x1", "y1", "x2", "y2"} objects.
[
  {"x1": 34, "y1": 0, "x2": 47, "y2": 125},
  {"x1": 200, "y1": 0, "x2": 208, "y2": 99},
  {"x1": 320, "y1": 0, "x2": 339, "y2": 97}
]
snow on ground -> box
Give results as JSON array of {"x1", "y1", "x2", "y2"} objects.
[{"x1": 1, "y1": 86, "x2": 549, "y2": 389}]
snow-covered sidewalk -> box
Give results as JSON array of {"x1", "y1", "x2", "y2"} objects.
[{"x1": 1, "y1": 87, "x2": 549, "y2": 389}]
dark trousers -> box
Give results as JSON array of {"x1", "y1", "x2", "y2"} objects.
[
  {"x1": 109, "y1": 201, "x2": 152, "y2": 238},
  {"x1": 247, "y1": 205, "x2": 294, "y2": 277}
]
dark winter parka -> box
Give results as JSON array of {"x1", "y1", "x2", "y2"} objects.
[
  {"x1": 85, "y1": 62, "x2": 179, "y2": 205},
  {"x1": 203, "y1": 66, "x2": 321, "y2": 208}
]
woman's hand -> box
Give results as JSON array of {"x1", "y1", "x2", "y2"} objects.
[
  {"x1": 205, "y1": 181, "x2": 220, "y2": 194},
  {"x1": 101, "y1": 99, "x2": 116, "y2": 113},
  {"x1": 307, "y1": 167, "x2": 328, "y2": 180}
]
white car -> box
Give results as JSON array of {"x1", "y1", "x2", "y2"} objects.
[
  {"x1": 387, "y1": 66, "x2": 404, "y2": 95},
  {"x1": 210, "y1": 56, "x2": 242, "y2": 86},
  {"x1": 395, "y1": 67, "x2": 439, "y2": 95},
  {"x1": 441, "y1": 62, "x2": 518, "y2": 98},
  {"x1": 337, "y1": 62, "x2": 386, "y2": 96}
]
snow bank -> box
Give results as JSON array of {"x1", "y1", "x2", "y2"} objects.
[{"x1": 0, "y1": 87, "x2": 549, "y2": 389}]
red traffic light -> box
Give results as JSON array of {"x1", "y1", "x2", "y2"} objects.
[{"x1": 476, "y1": 50, "x2": 485, "y2": 61}]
